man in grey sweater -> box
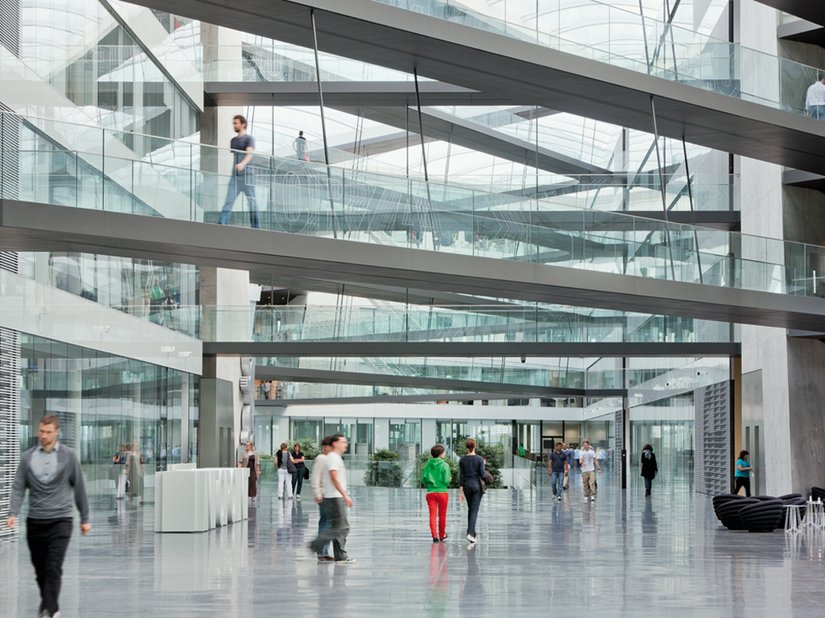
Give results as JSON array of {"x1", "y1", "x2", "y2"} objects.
[{"x1": 6, "y1": 414, "x2": 91, "y2": 618}]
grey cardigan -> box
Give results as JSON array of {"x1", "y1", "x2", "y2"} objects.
[{"x1": 9, "y1": 444, "x2": 90, "y2": 524}]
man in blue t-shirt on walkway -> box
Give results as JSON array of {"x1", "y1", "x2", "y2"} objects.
[
  {"x1": 548, "y1": 442, "x2": 569, "y2": 501},
  {"x1": 218, "y1": 114, "x2": 259, "y2": 229}
]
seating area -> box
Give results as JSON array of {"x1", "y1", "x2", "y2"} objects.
[{"x1": 713, "y1": 493, "x2": 805, "y2": 532}]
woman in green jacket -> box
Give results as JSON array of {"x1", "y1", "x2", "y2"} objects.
[{"x1": 421, "y1": 444, "x2": 452, "y2": 542}]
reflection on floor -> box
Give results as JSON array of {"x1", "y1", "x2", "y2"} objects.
[{"x1": 0, "y1": 479, "x2": 823, "y2": 617}]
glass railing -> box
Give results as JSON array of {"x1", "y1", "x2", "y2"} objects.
[
  {"x1": 256, "y1": 356, "x2": 714, "y2": 392},
  {"x1": 369, "y1": 0, "x2": 824, "y2": 117},
  {"x1": 3, "y1": 112, "x2": 823, "y2": 300},
  {"x1": 203, "y1": 42, "x2": 426, "y2": 83},
  {"x1": 261, "y1": 356, "x2": 595, "y2": 389},
  {"x1": 199, "y1": 304, "x2": 732, "y2": 345}
]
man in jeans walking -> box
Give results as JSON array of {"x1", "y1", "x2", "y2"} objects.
[
  {"x1": 311, "y1": 436, "x2": 334, "y2": 561},
  {"x1": 548, "y1": 442, "x2": 569, "y2": 501},
  {"x1": 579, "y1": 440, "x2": 601, "y2": 503},
  {"x1": 7, "y1": 414, "x2": 91, "y2": 618},
  {"x1": 217, "y1": 114, "x2": 259, "y2": 228},
  {"x1": 309, "y1": 434, "x2": 355, "y2": 564}
]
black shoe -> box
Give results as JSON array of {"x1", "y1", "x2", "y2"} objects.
[
  {"x1": 433, "y1": 537, "x2": 439, "y2": 543},
  {"x1": 439, "y1": 534, "x2": 448, "y2": 542}
]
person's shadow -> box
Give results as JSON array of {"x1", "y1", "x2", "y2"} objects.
[
  {"x1": 315, "y1": 561, "x2": 350, "y2": 614},
  {"x1": 459, "y1": 545, "x2": 484, "y2": 617},
  {"x1": 642, "y1": 499, "x2": 658, "y2": 549}
]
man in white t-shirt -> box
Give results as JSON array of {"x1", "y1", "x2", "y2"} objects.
[
  {"x1": 579, "y1": 440, "x2": 601, "y2": 502},
  {"x1": 309, "y1": 434, "x2": 354, "y2": 564},
  {"x1": 806, "y1": 77, "x2": 825, "y2": 119},
  {"x1": 310, "y1": 436, "x2": 333, "y2": 561}
]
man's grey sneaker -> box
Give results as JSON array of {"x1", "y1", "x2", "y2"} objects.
[
  {"x1": 336, "y1": 558, "x2": 356, "y2": 564},
  {"x1": 466, "y1": 534, "x2": 477, "y2": 544}
]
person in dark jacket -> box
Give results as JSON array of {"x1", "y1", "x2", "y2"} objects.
[
  {"x1": 291, "y1": 442, "x2": 306, "y2": 500},
  {"x1": 640, "y1": 444, "x2": 658, "y2": 497},
  {"x1": 459, "y1": 438, "x2": 487, "y2": 544}
]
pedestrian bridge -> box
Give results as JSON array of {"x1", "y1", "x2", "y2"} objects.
[
  {"x1": 125, "y1": 0, "x2": 825, "y2": 175},
  {"x1": 2, "y1": 114, "x2": 825, "y2": 331}
]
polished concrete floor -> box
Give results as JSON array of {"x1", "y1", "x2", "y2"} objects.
[{"x1": 1, "y1": 477, "x2": 824, "y2": 617}]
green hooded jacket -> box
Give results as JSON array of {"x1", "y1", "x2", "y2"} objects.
[{"x1": 421, "y1": 457, "x2": 451, "y2": 493}]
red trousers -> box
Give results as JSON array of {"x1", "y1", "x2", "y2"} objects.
[{"x1": 426, "y1": 492, "x2": 449, "y2": 539}]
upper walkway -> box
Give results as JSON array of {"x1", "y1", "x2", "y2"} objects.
[
  {"x1": 127, "y1": 0, "x2": 825, "y2": 174},
  {"x1": 2, "y1": 113, "x2": 825, "y2": 330}
]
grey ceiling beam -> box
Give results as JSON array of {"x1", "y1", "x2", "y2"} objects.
[
  {"x1": 2, "y1": 199, "x2": 823, "y2": 330},
  {"x1": 124, "y1": 0, "x2": 825, "y2": 175},
  {"x1": 777, "y1": 19, "x2": 825, "y2": 47},
  {"x1": 753, "y1": 1, "x2": 825, "y2": 28},
  {"x1": 783, "y1": 169, "x2": 825, "y2": 193},
  {"x1": 205, "y1": 80, "x2": 516, "y2": 106},
  {"x1": 204, "y1": 341, "x2": 739, "y2": 357},
  {"x1": 331, "y1": 105, "x2": 610, "y2": 176},
  {"x1": 257, "y1": 392, "x2": 544, "y2": 406}
]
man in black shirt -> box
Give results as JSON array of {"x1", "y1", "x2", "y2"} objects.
[{"x1": 218, "y1": 114, "x2": 259, "y2": 228}]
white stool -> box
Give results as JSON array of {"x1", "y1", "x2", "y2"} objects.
[
  {"x1": 805, "y1": 498, "x2": 825, "y2": 530},
  {"x1": 784, "y1": 504, "x2": 805, "y2": 534}
]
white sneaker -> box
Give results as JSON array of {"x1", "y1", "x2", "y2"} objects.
[
  {"x1": 591, "y1": 496, "x2": 596, "y2": 502},
  {"x1": 466, "y1": 534, "x2": 477, "y2": 544}
]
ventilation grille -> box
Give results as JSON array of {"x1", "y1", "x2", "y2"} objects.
[
  {"x1": 612, "y1": 408, "x2": 623, "y2": 477},
  {"x1": 0, "y1": 326, "x2": 20, "y2": 539},
  {"x1": 0, "y1": 104, "x2": 20, "y2": 201},
  {"x1": 694, "y1": 380, "x2": 731, "y2": 496},
  {"x1": 0, "y1": 0, "x2": 20, "y2": 57}
]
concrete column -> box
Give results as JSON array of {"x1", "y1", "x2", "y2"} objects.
[
  {"x1": 198, "y1": 266, "x2": 255, "y2": 467},
  {"x1": 737, "y1": 0, "x2": 825, "y2": 496}
]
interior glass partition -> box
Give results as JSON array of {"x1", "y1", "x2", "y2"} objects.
[
  {"x1": 17, "y1": 333, "x2": 197, "y2": 504},
  {"x1": 630, "y1": 396, "x2": 695, "y2": 487}
]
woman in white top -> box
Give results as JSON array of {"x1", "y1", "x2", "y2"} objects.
[
  {"x1": 275, "y1": 442, "x2": 297, "y2": 500},
  {"x1": 238, "y1": 441, "x2": 261, "y2": 506}
]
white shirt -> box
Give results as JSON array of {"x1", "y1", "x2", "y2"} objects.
[
  {"x1": 323, "y1": 452, "x2": 347, "y2": 499},
  {"x1": 806, "y1": 81, "x2": 825, "y2": 107},
  {"x1": 579, "y1": 448, "x2": 597, "y2": 472},
  {"x1": 311, "y1": 453, "x2": 328, "y2": 500}
]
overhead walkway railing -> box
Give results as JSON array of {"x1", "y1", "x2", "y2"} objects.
[
  {"x1": 253, "y1": 354, "x2": 728, "y2": 394},
  {"x1": 197, "y1": 304, "x2": 734, "y2": 346},
  {"x1": 254, "y1": 358, "x2": 615, "y2": 393},
  {"x1": 372, "y1": 0, "x2": 822, "y2": 119},
  {"x1": 2, "y1": 112, "x2": 822, "y2": 302}
]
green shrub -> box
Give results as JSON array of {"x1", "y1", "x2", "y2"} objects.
[
  {"x1": 297, "y1": 439, "x2": 320, "y2": 461},
  {"x1": 365, "y1": 449, "x2": 404, "y2": 487}
]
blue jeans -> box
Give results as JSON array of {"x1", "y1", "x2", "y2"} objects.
[
  {"x1": 462, "y1": 483, "x2": 483, "y2": 537},
  {"x1": 218, "y1": 174, "x2": 259, "y2": 228},
  {"x1": 809, "y1": 105, "x2": 825, "y2": 120},
  {"x1": 643, "y1": 477, "x2": 653, "y2": 494},
  {"x1": 311, "y1": 498, "x2": 349, "y2": 561},
  {"x1": 316, "y1": 499, "x2": 332, "y2": 557},
  {"x1": 551, "y1": 471, "x2": 564, "y2": 497}
]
